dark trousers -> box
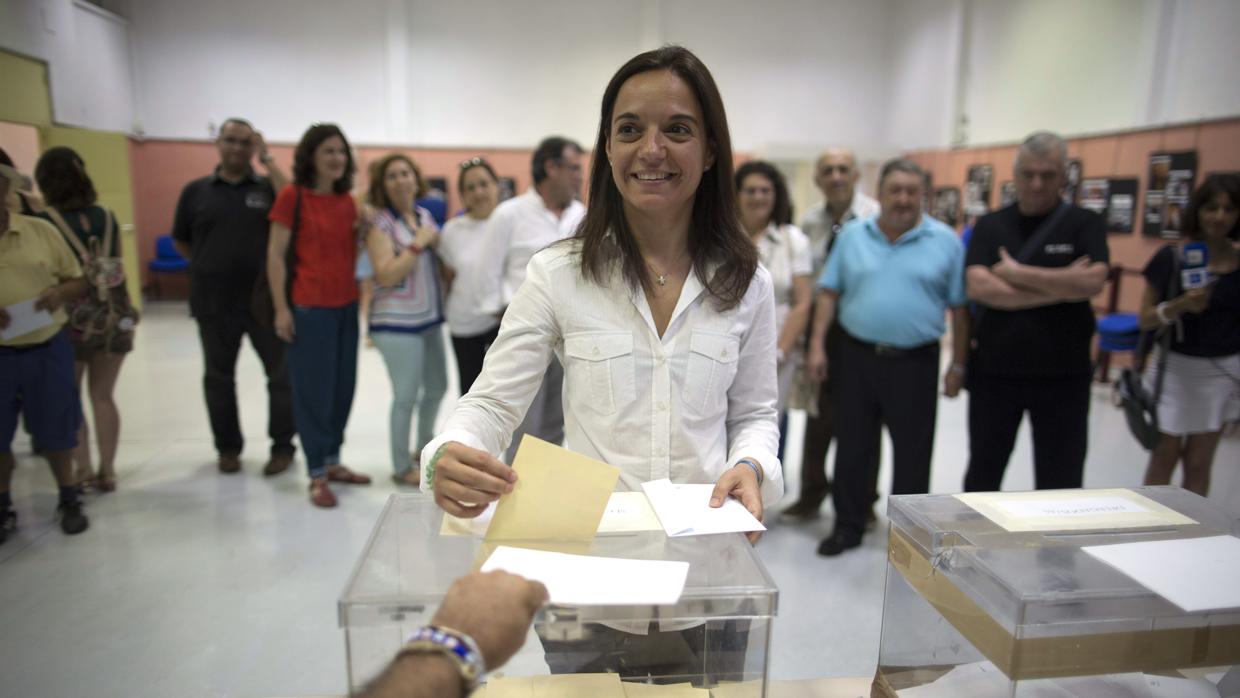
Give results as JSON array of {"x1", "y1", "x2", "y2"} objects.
[
  {"x1": 963, "y1": 374, "x2": 1091, "y2": 492},
  {"x1": 286, "y1": 303, "x2": 358, "y2": 478},
  {"x1": 832, "y1": 335, "x2": 940, "y2": 537},
  {"x1": 538, "y1": 621, "x2": 750, "y2": 686},
  {"x1": 450, "y1": 326, "x2": 499, "y2": 396},
  {"x1": 798, "y1": 329, "x2": 882, "y2": 505},
  {"x1": 196, "y1": 311, "x2": 294, "y2": 458}
]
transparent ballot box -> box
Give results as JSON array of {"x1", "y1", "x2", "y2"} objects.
[
  {"x1": 339, "y1": 494, "x2": 778, "y2": 696},
  {"x1": 874, "y1": 486, "x2": 1240, "y2": 697}
]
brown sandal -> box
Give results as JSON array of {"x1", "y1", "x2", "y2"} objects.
[{"x1": 326, "y1": 465, "x2": 372, "y2": 485}]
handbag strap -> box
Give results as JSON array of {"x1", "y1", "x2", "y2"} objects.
[
  {"x1": 44, "y1": 207, "x2": 93, "y2": 262},
  {"x1": 1013, "y1": 202, "x2": 1071, "y2": 264},
  {"x1": 1143, "y1": 247, "x2": 1180, "y2": 402}
]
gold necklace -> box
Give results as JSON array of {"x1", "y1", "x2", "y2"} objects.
[{"x1": 647, "y1": 249, "x2": 688, "y2": 287}]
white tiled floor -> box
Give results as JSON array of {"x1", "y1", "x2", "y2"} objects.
[{"x1": 2, "y1": 302, "x2": 1237, "y2": 697}]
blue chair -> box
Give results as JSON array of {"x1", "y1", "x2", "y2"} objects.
[
  {"x1": 416, "y1": 196, "x2": 448, "y2": 228},
  {"x1": 1094, "y1": 265, "x2": 1142, "y2": 382},
  {"x1": 148, "y1": 234, "x2": 189, "y2": 299}
]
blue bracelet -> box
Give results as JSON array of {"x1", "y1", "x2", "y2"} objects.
[{"x1": 736, "y1": 458, "x2": 763, "y2": 486}]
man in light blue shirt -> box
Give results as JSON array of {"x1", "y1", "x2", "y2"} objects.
[{"x1": 806, "y1": 158, "x2": 969, "y2": 556}]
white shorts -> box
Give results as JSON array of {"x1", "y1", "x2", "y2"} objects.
[{"x1": 1144, "y1": 351, "x2": 1240, "y2": 435}]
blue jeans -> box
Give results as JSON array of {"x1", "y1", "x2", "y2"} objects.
[
  {"x1": 286, "y1": 304, "x2": 358, "y2": 478},
  {"x1": 371, "y1": 325, "x2": 448, "y2": 475}
]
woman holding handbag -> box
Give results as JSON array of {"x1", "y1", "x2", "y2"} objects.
[
  {"x1": 360, "y1": 153, "x2": 447, "y2": 486},
  {"x1": 267, "y1": 124, "x2": 372, "y2": 508},
  {"x1": 35, "y1": 147, "x2": 138, "y2": 493},
  {"x1": 1139, "y1": 174, "x2": 1240, "y2": 496}
]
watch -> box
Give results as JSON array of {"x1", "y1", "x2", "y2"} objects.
[{"x1": 399, "y1": 625, "x2": 485, "y2": 692}]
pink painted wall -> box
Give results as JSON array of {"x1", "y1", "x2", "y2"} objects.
[{"x1": 906, "y1": 117, "x2": 1240, "y2": 315}]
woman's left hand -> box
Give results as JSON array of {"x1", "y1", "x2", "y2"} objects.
[{"x1": 711, "y1": 464, "x2": 764, "y2": 544}]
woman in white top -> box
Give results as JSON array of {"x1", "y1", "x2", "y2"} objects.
[
  {"x1": 437, "y1": 157, "x2": 502, "y2": 394},
  {"x1": 421, "y1": 45, "x2": 782, "y2": 528},
  {"x1": 736, "y1": 160, "x2": 811, "y2": 452}
]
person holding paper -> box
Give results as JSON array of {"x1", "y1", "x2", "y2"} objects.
[
  {"x1": 1138, "y1": 174, "x2": 1240, "y2": 496},
  {"x1": 0, "y1": 164, "x2": 91, "y2": 543},
  {"x1": 421, "y1": 45, "x2": 781, "y2": 682},
  {"x1": 358, "y1": 570, "x2": 548, "y2": 698},
  {"x1": 422, "y1": 44, "x2": 781, "y2": 531}
]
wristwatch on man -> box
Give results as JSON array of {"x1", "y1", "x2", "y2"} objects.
[{"x1": 398, "y1": 625, "x2": 486, "y2": 692}]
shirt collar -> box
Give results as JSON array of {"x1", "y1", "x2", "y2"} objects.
[
  {"x1": 864, "y1": 214, "x2": 931, "y2": 246},
  {"x1": 211, "y1": 167, "x2": 261, "y2": 185}
]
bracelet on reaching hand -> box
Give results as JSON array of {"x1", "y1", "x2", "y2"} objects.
[
  {"x1": 426, "y1": 443, "x2": 449, "y2": 488},
  {"x1": 735, "y1": 458, "x2": 763, "y2": 486}
]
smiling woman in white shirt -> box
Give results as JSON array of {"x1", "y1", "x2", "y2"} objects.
[
  {"x1": 437, "y1": 157, "x2": 502, "y2": 395},
  {"x1": 421, "y1": 44, "x2": 782, "y2": 532}
]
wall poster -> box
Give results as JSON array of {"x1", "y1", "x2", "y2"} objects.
[
  {"x1": 932, "y1": 187, "x2": 961, "y2": 227},
  {"x1": 965, "y1": 164, "x2": 994, "y2": 216},
  {"x1": 1062, "y1": 159, "x2": 1082, "y2": 205},
  {"x1": 1144, "y1": 151, "x2": 1197, "y2": 239},
  {"x1": 999, "y1": 181, "x2": 1017, "y2": 209},
  {"x1": 1105, "y1": 179, "x2": 1139, "y2": 234}
]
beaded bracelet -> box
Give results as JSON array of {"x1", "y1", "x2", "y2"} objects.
[{"x1": 425, "y1": 443, "x2": 449, "y2": 488}]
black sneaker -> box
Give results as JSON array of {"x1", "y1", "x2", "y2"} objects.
[
  {"x1": 57, "y1": 500, "x2": 89, "y2": 535},
  {"x1": 0, "y1": 509, "x2": 16, "y2": 545}
]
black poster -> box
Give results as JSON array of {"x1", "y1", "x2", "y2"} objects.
[
  {"x1": 998, "y1": 181, "x2": 1017, "y2": 209},
  {"x1": 498, "y1": 177, "x2": 517, "y2": 202},
  {"x1": 933, "y1": 187, "x2": 960, "y2": 227},
  {"x1": 1144, "y1": 151, "x2": 1197, "y2": 239},
  {"x1": 1105, "y1": 179, "x2": 1139, "y2": 233},
  {"x1": 965, "y1": 164, "x2": 993, "y2": 216},
  {"x1": 1062, "y1": 159, "x2": 1082, "y2": 205}
]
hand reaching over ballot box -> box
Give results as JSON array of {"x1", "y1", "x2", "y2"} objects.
[{"x1": 430, "y1": 441, "x2": 516, "y2": 518}]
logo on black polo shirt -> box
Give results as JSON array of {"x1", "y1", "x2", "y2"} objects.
[
  {"x1": 1044, "y1": 243, "x2": 1074, "y2": 255},
  {"x1": 245, "y1": 192, "x2": 270, "y2": 209}
]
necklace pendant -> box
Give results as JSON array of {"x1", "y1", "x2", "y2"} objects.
[{"x1": 657, "y1": 274, "x2": 667, "y2": 286}]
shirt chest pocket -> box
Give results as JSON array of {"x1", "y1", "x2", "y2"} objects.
[
  {"x1": 564, "y1": 331, "x2": 637, "y2": 416},
  {"x1": 682, "y1": 330, "x2": 740, "y2": 418}
]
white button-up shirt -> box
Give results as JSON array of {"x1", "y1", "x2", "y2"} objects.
[
  {"x1": 477, "y1": 189, "x2": 586, "y2": 314},
  {"x1": 421, "y1": 241, "x2": 784, "y2": 508},
  {"x1": 799, "y1": 191, "x2": 880, "y2": 278}
]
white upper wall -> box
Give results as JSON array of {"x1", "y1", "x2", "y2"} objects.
[
  {"x1": 0, "y1": 0, "x2": 136, "y2": 132},
  {"x1": 6, "y1": 0, "x2": 1240, "y2": 151}
]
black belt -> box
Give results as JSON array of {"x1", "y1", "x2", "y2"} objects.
[{"x1": 844, "y1": 332, "x2": 938, "y2": 358}]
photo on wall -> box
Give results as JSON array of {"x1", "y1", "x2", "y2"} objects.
[
  {"x1": 999, "y1": 181, "x2": 1017, "y2": 209},
  {"x1": 932, "y1": 187, "x2": 961, "y2": 227},
  {"x1": 1079, "y1": 179, "x2": 1109, "y2": 215},
  {"x1": 964, "y1": 164, "x2": 994, "y2": 216},
  {"x1": 498, "y1": 177, "x2": 517, "y2": 202},
  {"x1": 1105, "y1": 179, "x2": 1139, "y2": 234},
  {"x1": 1143, "y1": 151, "x2": 1197, "y2": 238},
  {"x1": 425, "y1": 177, "x2": 448, "y2": 199},
  {"x1": 1062, "y1": 159, "x2": 1082, "y2": 205}
]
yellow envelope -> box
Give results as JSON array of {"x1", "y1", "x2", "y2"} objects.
[
  {"x1": 485, "y1": 436, "x2": 621, "y2": 542},
  {"x1": 481, "y1": 673, "x2": 626, "y2": 697},
  {"x1": 621, "y1": 680, "x2": 710, "y2": 696}
]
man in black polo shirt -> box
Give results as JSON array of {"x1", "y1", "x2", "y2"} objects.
[
  {"x1": 963, "y1": 131, "x2": 1109, "y2": 492},
  {"x1": 172, "y1": 118, "x2": 295, "y2": 476}
]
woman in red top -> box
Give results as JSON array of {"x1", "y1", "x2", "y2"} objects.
[{"x1": 268, "y1": 124, "x2": 372, "y2": 508}]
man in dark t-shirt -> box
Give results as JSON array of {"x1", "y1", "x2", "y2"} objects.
[
  {"x1": 171, "y1": 118, "x2": 296, "y2": 477},
  {"x1": 963, "y1": 131, "x2": 1110, "y2": 492}
]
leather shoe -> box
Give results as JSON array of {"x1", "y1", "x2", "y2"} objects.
[
  {"x1": 218, "y1": 453, "x2": 242, "y2": 474},
  {"x1": 817, "y1": 530, "x2": 862, "y2": 557},
  {"x1": 263, "y1": 452, "x2": 294, "y2": 477},
  {"x1": 309, "y1": 478, "x2": 337, "y2": 508}
]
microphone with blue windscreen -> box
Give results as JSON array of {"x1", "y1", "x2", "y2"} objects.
[{"x1": 1181, "y1": 241, "x2": 1210, "y2": 290}]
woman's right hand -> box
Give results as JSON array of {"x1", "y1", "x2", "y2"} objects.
[
  {"x1": 432, "y1": 441, "x2": 517, "y2": 518},
  {"x1": 413, "y1": 225, "x2": 439, "y2": 250},
  {"x1": 1179, "y1": 286, "x2": 1213, "y2": 314},
  {"x1": 274, "y1": 307, "x2": 295, "y2": 343}
]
